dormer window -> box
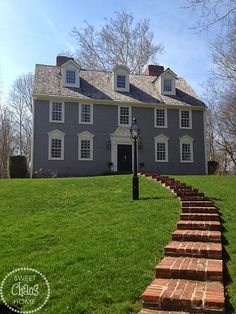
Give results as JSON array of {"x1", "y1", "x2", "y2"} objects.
[
  {"x1": 155, "y1": 68, "x2": 177, "y2": 96},
  {"x1": 112, "y1": 65, "x2": 130, "y2": 92},
  {"x1": 66, "y1": 70, "x2": 76, "y2": 84},
  {"x1": 164, "y1": 79, "x2": 172, "y2": 92},
  {"x1": 60, "y1": 58, "x2": 81, "y2": 88}
]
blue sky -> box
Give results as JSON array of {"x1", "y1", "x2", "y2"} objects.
[{"x1": 0, "y1": 0, "x2": 219, "y2": 98}]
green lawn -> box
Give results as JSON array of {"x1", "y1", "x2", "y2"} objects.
[
  {"x1": 1, "y1": 175, "x2": 235, "y2": 313},
  {"x1": 0, "y1": 175, "x2": 180, "y2": 314},
  {"x1": 175, "y1": 175, "x2": 236, "y2": 312}
]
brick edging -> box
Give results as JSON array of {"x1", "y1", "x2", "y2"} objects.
[{"x1": 138, "y1": 173, "x2": 225, "y2": 314}]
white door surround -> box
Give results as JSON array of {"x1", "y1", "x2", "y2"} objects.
[{"x1": 110, "y1": 127, "x2": 134, "y2": 172}]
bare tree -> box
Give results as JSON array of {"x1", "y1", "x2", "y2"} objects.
[
  {"x1": 0, "y1": 105, "x2": 14, "y2": 178},
  {"x1": 72, "y1": 10, "x2": 163, "y2": 73},
  {"x1": 8, "y1": 73, "x2": 33, "y2": 160},
  {"x1": 186, "y1": 0, "x2": 236, "y2": 30},
  {"x1": 211, "y1": 20, "x2": 236, "y2": 82}
]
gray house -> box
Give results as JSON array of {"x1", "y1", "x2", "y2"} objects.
[{"x1": 31, "y1": 56, "x2": 207, "y2": 177}]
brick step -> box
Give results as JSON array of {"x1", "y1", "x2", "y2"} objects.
[
  {"x1": 180, "y1": 196, "x2": 209, "y2": 201},
  {"x1": 141, "y1": 278, "x2": 224, "y2": 313},
  {"x1": 172, "y1": 230, "x2": 221, "y2": 243},
  {"x1": 182, "y1": 206, "x2": 218, "y2": 214},
  {"x1": 180, "y1": 213, "x2": 219, "y2": 221},
  {"x1": 173, "y1": 188, "x2": 198, "y2": 193},
  {"x1": 177, "y1": 220, "x2": 221, "y2": 231},
  {"x1": 182, "y1": 201, "x2": 214, "y2": 207},
  {"x1": 176, "y1": 191, "x2": 204, "y2": 197},
  {"x1": 165, "y1": 241, "x2": 222, "y2": 259},
  {"x1": 138, "y1": 310, "x2": 190, "y2": 314},
  {"x1": 155, "y1": 256, "x2": 223, "y2": 281}
]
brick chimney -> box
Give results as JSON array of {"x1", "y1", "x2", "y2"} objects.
[
  {"x1": 144, "y1": 65, "x2": 164, "y2": 77},
  {"x1": 56, "y1": 56, "x2": 74, "y2": 67}
]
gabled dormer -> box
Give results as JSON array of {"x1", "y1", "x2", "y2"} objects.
[
  {"x1": 112, "y1": 65, "x2": 130, "y2": 92},
  {"x1": 57, "y1": 56, "x2": 81, "y2": 88},
  {"x1": 156, "y1": 68, "x2": 177, "y2": 96}
]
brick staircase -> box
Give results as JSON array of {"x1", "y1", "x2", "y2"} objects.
[{"x1": 138, "y1": 174, "x2": 225, "y2": 314}]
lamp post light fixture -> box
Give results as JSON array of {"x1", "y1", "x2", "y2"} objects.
[{"x1": 130, "y1": 117, "x2": 140, "y2": 200}]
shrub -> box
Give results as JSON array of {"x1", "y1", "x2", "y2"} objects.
[
  {"x1": 208, "y1": 160, "x2": 219, "y2": 175},
  {"x1": 9, "y1": 155, "x2": 29, "y2": 178}
]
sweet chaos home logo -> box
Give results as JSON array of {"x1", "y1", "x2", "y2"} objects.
[{"x1": 0, "y1": 268, "x2": 50, "y2": 314}]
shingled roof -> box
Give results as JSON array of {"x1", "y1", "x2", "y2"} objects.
[{"x1": 33, "y1": 64, "x2": 206, "y2": 108}]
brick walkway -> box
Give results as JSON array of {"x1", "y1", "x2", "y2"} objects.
[{"x1": 138, "y1": 174, "x2": 225, "y2": 314}]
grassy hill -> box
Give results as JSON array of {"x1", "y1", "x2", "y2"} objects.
[
  {"x1": 0, "y1": 175, "x2": 179, "y2": 314},
  {"x1": 0, "y1": 175, "x2": 235, "y2": 313}
]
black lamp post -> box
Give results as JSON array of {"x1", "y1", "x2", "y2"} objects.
[{"x1": 130, "y1": 117, "x2": 140, "y2": 200}]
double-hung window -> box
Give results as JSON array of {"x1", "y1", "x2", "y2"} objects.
[
  {"x1": 49, "y1": 102, "x2": 64, "y2": 123},
  {"x1": 155, "y1": 109, "x2": 167, "y2": 128},
  {"x1": 66, "y1": 70, "x2": 76, "y2": 84},
  {"x1": 79, "y1": 104, "x2": 93, "y2": 124},
  {"x1": 119, "y1": 106, "x2": 131, "y2": 126},
  {"x1": 164, "y1": 79, "x2": 172, "y2": 92},
  {"x1": 180, "y1": 110, "x2": 192, "y2": 129},
  {"x1": 154, "y1": 135, "x2": 169, "y2": 162},
  {"x1": 78, "y1": 131, "x2": 94, "y2": 161},
  {"x1": 180, "y1": 136, "x2": 194, "y2": 163},
  {"x1": 117, "y1": 75, "x2": 126, "y2": 88},
  {"x1": 48, "y1": 130, "x2": 65, "y2": 160}
]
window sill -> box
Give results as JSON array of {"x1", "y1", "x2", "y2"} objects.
[
  {"x1": 78, "y1": 159, "x2": 94, "y2": 161},
  {"x1": 49, "y1": 120, "x2": 64, "y2": 123},
  {"x1": 48, "y1": 158, "x2": 64, "y2": 161},
  {"x1": 78, "y1": 121, "x2": 93, "y2": 125},
  {"x1": 154, "y1": 125, "x2": 167, "y2": 129}
]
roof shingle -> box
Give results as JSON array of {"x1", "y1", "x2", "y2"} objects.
[{"x1": 33, "y1": 65, "x2": 205, "y2": 108}]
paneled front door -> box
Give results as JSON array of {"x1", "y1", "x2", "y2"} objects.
[{"x1": 117, "y1": 144, "x2": 132, "y2": 172}]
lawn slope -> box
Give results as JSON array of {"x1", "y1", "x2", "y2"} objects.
[{"x1": 0, "y1": 175, "x2": 179, "y2": 314}]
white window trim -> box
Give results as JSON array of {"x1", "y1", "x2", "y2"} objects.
[
  {"x1": 78, "y1": 131, "x2": 94, "y2": 161},
  {"x1": 154, "y1": 108, "x2": 168, "y2": 128},
  {"x1": 79, "y1": 104, "x2": 93, "y2": 125},
  {"x1": 179, "y1": 109, "x2": 192, "y2": 129},
  {"x1": 154, "y1": 134, "x2": 169, "y2": 162},
  {"x1": 48, "y1": 129, "x2": 65, "y2": 161},
  {"x1": 118, "y1": 106, "x2": 132, "y2": 127},
  {"x1": 180, "y1": 135, "x2": 194, "y2": 163},
  {"x1": 49, "y1": 101, "x2": 65, "y2": 123}
]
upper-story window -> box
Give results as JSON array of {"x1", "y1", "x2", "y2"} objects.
[
  {"x1": 180, "y1": 110, "x2": 192, "y2": 129},
  {"x1": 117, "y1": 75, "x2": 126, "y2": 88},
  {"x1": 66, "y1": 70, "x2": 76, "y2": 84},
  {"x1": 49, "y1": 101, "x2": 65, "y2": 123},
  {"x1": 164, "y1": 79, "x2": 172, "y2": 92},
  {"x1": 113, "y1": 65, "x2": 130, "y2": 92},
  {"x1": 155, "y1": 109, "x2": 167, "y2": 128},
  {"x1": 118, "y1": 106, "x2": 131, "y2": 126},
  {"x1": 79, "y1": 104, "x2": 93, "y2": 125}
]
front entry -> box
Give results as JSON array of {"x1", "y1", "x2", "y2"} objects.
[{"x1": 117, "y1": 144, "x2": 132, "y2": 172}]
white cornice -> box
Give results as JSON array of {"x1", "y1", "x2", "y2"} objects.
[{"x1": 33, "y1": 94, "x2": 206, "y2": 110}]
